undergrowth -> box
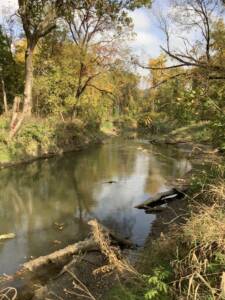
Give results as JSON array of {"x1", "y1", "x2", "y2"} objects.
[{"x1": 0, "y1": 116, "x2": 103, "y2": 164}]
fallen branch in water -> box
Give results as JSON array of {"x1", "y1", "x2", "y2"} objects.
[
  {"x1": 135, "y1": 187, "x2": 187, "y2": 210},
  {"x1": 23, "y1": 239, "x2": 97, "y2": 272},
  {"x1": 88, "y1": 219, "x2": 137, "y2": 276},
  {"x1": 1, "y1": 220, "x2": 133, "y2": 280},
  {"x1": 0, "y1": 234, "x2": 16, "y2": 241}
]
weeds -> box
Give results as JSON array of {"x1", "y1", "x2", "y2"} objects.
[{"x1": 171, "y1": 182, "x2": 225, "y2": 299}]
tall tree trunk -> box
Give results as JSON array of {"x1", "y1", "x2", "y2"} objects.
[
  {"x1": 1, "y1": 76, "x2": 8, "y2": 114},
  {"x1": 9, "y1": 44, "x2": 35, "y2": 138},
  {"x1": 23, "y1": 46, "x2": 34, "y2": 116}
]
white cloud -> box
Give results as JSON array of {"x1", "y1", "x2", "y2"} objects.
[
  {"x1": 130, "y1": 8, "x2": 151, "y2": 32},
  {"x1": 0, "y1": 0, "x2": 18, "y2": 14},
  {"x1": 129, "y1": 8, "x2": 161, "y2": 59},
  {"x1": 0, "y1": 0, "x2": 18, "y2": 24},
  {"x1": 128, "y1": 8, "x2": 162, "y2": 79}
]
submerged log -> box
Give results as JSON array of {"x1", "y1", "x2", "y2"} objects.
[
  {"x1": 135, "y1": 187, "x2": 187, "y2": 210},
  {"x1": 0, "y1": 220, "x2": 134, "y2": 300}
]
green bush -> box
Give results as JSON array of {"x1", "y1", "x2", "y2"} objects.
[
  {"x1": 0, "y1": 116, "x2": 102, "y2": 163},
  {"x1": 113, "y1": 115, "x2": 137, "y2": 129}
]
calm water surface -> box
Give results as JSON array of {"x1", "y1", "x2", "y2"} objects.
[{"x1": 0, "y1": 138, "x2": 192, "y2": 274}]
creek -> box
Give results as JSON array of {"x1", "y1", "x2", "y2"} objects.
[{"x1": 0, "y1": 138, "x2": 192, "y2": 275}]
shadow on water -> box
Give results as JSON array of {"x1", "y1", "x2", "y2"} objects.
[{"x1": 0, "y1": 138, "x2": 192, "y2": 274}]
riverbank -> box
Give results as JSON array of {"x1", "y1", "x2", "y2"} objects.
[
  {"x1": 0, "y1": 116, "x2": 106, "y2": 169},
  {"x1": 106, "y1": 148, "x2": 225, "y2": 300},
  {"x1": 138, "y1": 120, "x2": 224, "y2": 153},
  {"x1": 0, "y1": 127, "x2": 224, "y2": 300}
]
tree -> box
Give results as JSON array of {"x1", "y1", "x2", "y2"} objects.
[
  {"x1": 0, "y1": 28, "x2": 11, "y2": 113},
  {"x1": 10, "y1": 0, "x2": 64, "y2": 137},
  {"x1": 64, "y1": 0, "x2": 152, "y2": 117},
  {"x1": 136, "y1": 0, "x2": 225, "y2": 81},
  {"x1": 158, "y1": 0, "x2": 225, "y2": 79},
  {"x1": 0, "y1": 26, "x2": 22, "y2": 114}
]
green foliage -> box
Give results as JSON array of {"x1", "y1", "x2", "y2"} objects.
[
  {"x1": 0, "y1": 27, "x2": 23, "y2": 110},
  {"x1": 0, "y1": 116, "x2": 103, "y2": 164},
  {"x1": 138, "y1": 19, "x2": 225, "y2": 148},
  {"x1": 137, "y1": 112, "x2": 170, "y2": 133},
  {"x1": 144, "y1": 268, "x2": 171, "y2": 300},
  {"x1": 113, "y1": 115, "x2": 137, "y2": 129},
  {"x1": 105, "y1": 283, "x2": 143, "y2": 300}
]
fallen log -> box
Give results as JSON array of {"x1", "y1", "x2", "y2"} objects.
[
  {"x1": 0, "y1": 233, "x2": 16, "y2": 241},
  {"x1": 23, "y1": 239, "x2": 97, "y2": 272},
  {"x1": 135, "y1": 187, "x2": 187, "y2": 210},
  {"x1": 23, "y1": 221, "x2": 133, "y2": 273},
  {"x1": 0, "y1": 220, "x2": 134, "y2": 300}
]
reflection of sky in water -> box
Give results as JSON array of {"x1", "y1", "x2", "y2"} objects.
[
  {"x1": 0, "y1": 140, "x2": 192, "y2": 274},
  {"x1": 92, "y1": 153, "x2": 156, "y2": 245}
]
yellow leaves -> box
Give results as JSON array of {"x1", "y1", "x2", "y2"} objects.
[
  {"x1": 14, "y1": 38, "x2": 39, "y2": 64},
  {"x1": 14, "y1": 38, "x2": 27, "y2": 64},
  {"x1": 149, "y1": 53, "x2": 173, "y2": 86},
  {"x1": 149, "y1": 53, "x2": 167, "y2": 83},
  {"x1": 149, "y1": 53, "x2": 167, "y2": 69}
]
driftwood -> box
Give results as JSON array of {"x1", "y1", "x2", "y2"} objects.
[
  {"x1": 0, "y1": 219, "x2": 133, "y2": 300},
  {"x1": 135, "y1": 187, "x2": 187, "y2": 210},
  {"x1": 23, "y1": 221, "x2": 133, "y2": 273},
  {"x1": 23, "y1": 239, "x2": 97, "y2": 272},
  {"x1": 0, "y1": 233, "x2": 16, "y2": 241},
  {"x1": 0, "y1": 220, "x2": 133, "y2": 300}
]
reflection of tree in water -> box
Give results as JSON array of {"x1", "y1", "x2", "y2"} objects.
[
  {"x1": 0, "y1": 141, "x2": 193, "y2": 273},
  {"x1": 144, "y1": 146, "x2": 192, "y2": 195},
  {"x1": 0, "y1": 141, "x2": 137, "y2": 238},
  {"x1": 144, "y1": 155, "x2": 168, "y2": 196}
]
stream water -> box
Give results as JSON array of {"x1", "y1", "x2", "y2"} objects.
[{"x1": 0, "y1": 138, "x2": 192, "y2": 275}]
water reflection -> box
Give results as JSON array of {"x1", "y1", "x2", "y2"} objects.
[{"x1": 0, "y1": 139, "x2": 191, "y2": 274}]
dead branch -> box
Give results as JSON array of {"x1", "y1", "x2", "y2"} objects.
[
  {"x1": 135, "y1": 187, "x2": 187, "y2": 209},
  {"x1": 23, "y1": 239, "x2": 97, "y2": 272}
]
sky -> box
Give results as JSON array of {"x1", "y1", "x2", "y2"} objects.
[
  {"x1": 0, "y1": 0, "x2": 167, "y2": 61},
  {"x1": 129, "y1": 1, "x2": 168, "y2": 60}
]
